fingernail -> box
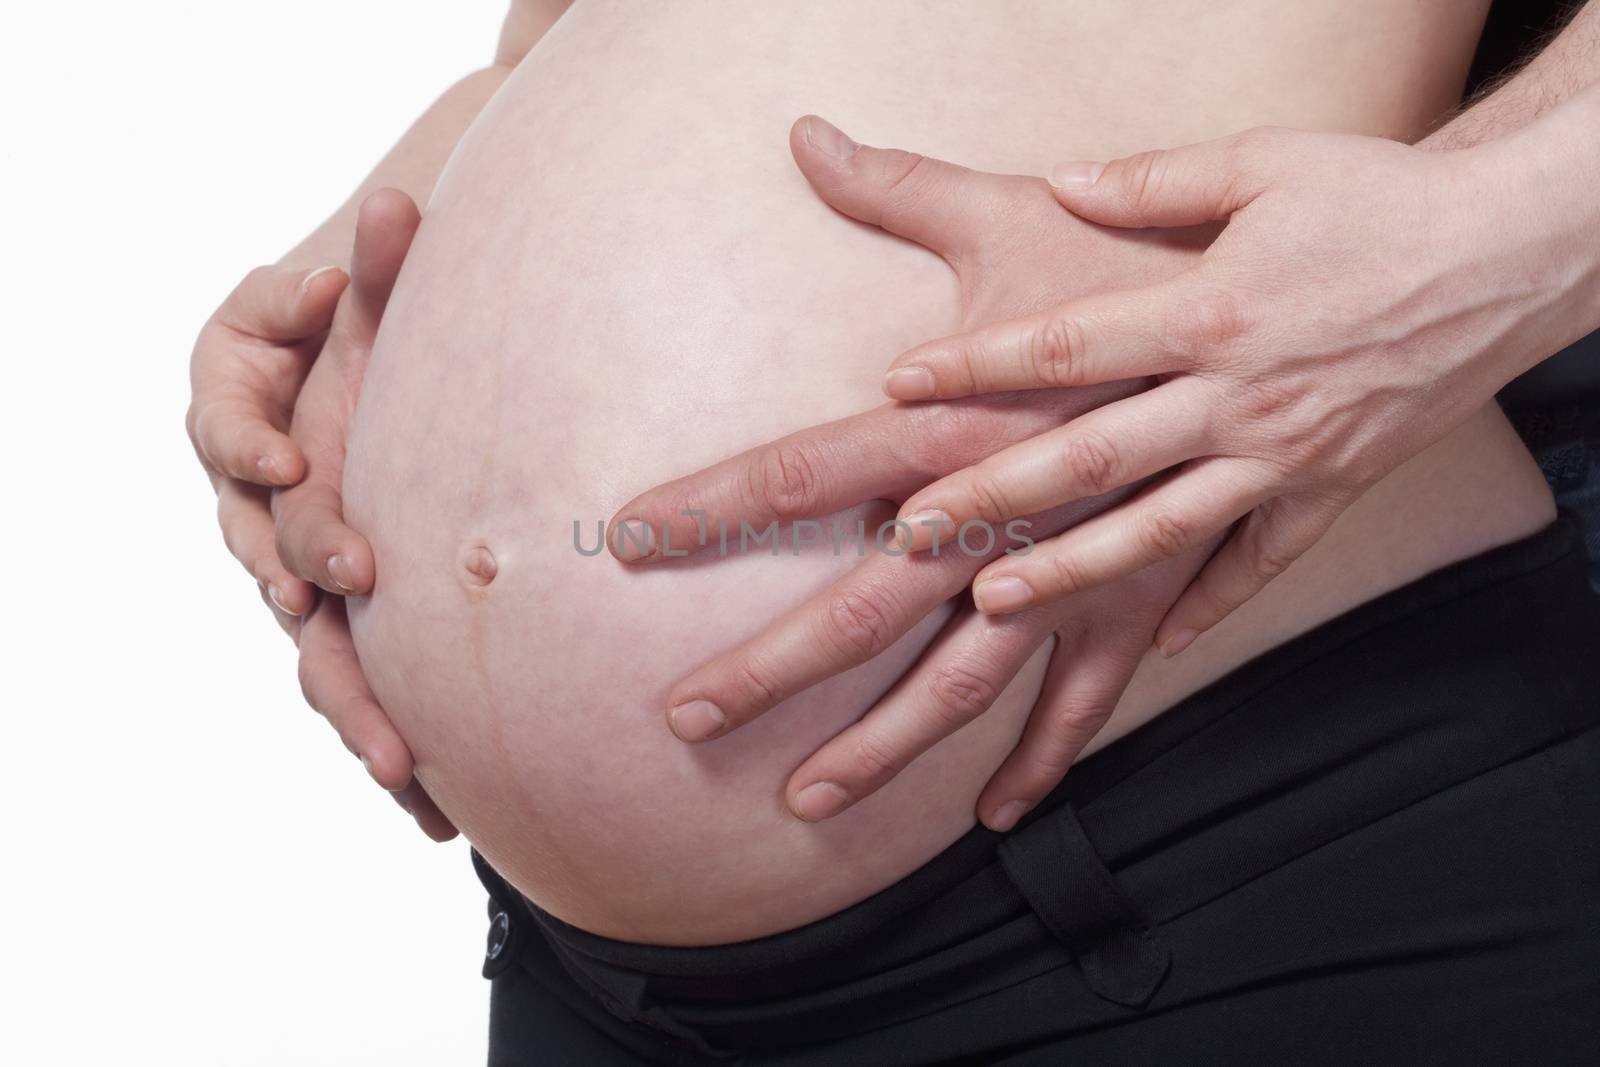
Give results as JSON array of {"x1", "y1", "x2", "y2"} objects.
[
  {"x1": 1160, "y1": 628, "x2": 1200, "y2": 658},
  {"x1": 792, "y1": 781, "x2": 850, "y2": 822},
  {"x1": 974, "y1": 575, "x2": 1034, "y2": 614},
  {"x1": 326, "y1": 554, "x2": 355, "y2": 593},
  {"x1": 989, "y1": 799, "x2": 1032, "y2": 832},
  {"x1": 611, "y1": 519, "x2": 656, "y2": 562},
  {"x1": 257, "y1": 455, "x2": 281, "y2": 484},
  {"x1": 805, "y1": 116, "x2": 859, "y2": 161},
  {"x1": 883, "y1": 366, "x2": 936, "y2": 400},
  {"x1": 896, "y1": 509, "x2": 953, "y2": 551},
  {"x1": 266, "y1": 583, "x2": 299, "y2": 616},
  {"x1": 668, "y1": 699, "x2": 727, "y2": 742},
  {"x1": 1047, "y1": 161, "x2": 1105, "y2": 190},
  {"x1": 359, "y1": 752, "x2": 379, "y2": 783},
  {"x1": 299, "y1": 264, "x2": 341, "y2": 295}
]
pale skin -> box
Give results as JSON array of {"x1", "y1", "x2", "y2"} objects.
[
  {"x1": 190, "y1": 1, "x2": 1597, "y2": 839},
  {"x1": 186, "y1": 0, "x2": 574, "y2": 839},
  {"x1": 614, "y1": 7, "x2": 1600, "y2": 827}
]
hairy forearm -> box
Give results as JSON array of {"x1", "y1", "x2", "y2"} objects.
[
  {"x1": 1423, "y1": 0, "x2": 1600, "y2": 150},
  {"x1": 278, "y1": 0, "x2": 569, "y2": 270}
]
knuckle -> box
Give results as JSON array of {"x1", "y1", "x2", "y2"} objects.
[
  {"x1": 1044, "y1": 551, "x2": 1095, "y2": 597},
  {"x1": 902, "y1": 402, "x2": 1001, "y2": 474},
  {"x1": 923, "y1": 661, "x2": 1002, "y2": 726},
  {"x1": 1235, "y1": 374, "x2": 1301, "y2": 427},
  {"x1": 1135, "y1": 506, "x2": 1194, "y2": 560},
  {"x1": 1184, "y1": 288, "x2": 1253, "y2": 350},
  {"x1": 960, "y1": 470, "x2": 1017, "y2": 524},
  {"x1": 746, "y1": 441, "x2": 824, "y2": 520},
  {"x1": 1058, "y1": 429, "x2": 1121, "y2": 496},
  {"x1": 822, "y1": 585, "x2": 901, "y2": 661},
  {"x1": 848, "y1": 726, "x2": 907, "y2": 782},
  {"x1": 1029, "y1": 700, "x2": 1113, "y2": 777},
  {"x1": 731, "y1": 654, "x2": 785, "y2": 711},
  {"x1": 875, "y1": 152, "x2": 938, "y2": 226},
  {"x1": 1028, "y1": 312, "x2": 1090, "y2": 386},
  {"x1": 1237, "y1": 512, "x2": 1302, "y2": 584},
  {"x1": 1249, "y1": 542, "x2": 1299, "y2": 583},
  {"x1": 1117, "y1": 149, "x2": 1167, "y2": 210},
  {"x1": 1021, "y1": 740, "x2": 1077, "y2": 783}
]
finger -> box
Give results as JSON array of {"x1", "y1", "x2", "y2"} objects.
[
  {"x1": 257, "y1": 580, "x2": 306, "y2": 641},
  {"x1": 895, "y1": 379, "x2": 1213, "y2": 551},
  {"x1": 1044, "y1": 126, "x2": 1287, "y2": 228},
  {"x1": 880, "y1": 279, "x2": 1201, "y2": 401},
  {"x1": 976, "y1": 548, "x2": 1207, "y2": 829},
  {"x1": 607, "y1": 404, "x2": 935, "y2": 563},
  {"x1": 189, "y1": 388, "x2": 307, "y2": 487},
  {"x1": 297, "y1": 596, "x2": 416, "y2": 792},
  {"x1": 971, "y1": 458, "x2": 1269, "y2": 614},
  {"x1": 190, "y1": 263, "x2": 346, "y2": 486},
  {"x1": 610, "y1": 391, "x2": 1109, "y2": 565},
  {"x1": 272, "y1": 192, "x2": 416, "y2": 594},
  {"x1": 783, "y1": 608, "x2": 1052, "y2": 821},
  {"x1": 274, "y1": 475, "x2": 376, "y2": 596},
  {"x1": 1153, "y1": 491, "x2": 1350, "y2": 656},
  {"x1": 976, "y1": 628, "x2": 1141, "y2": 830},
  {"x1": 216, "y1": 263, "x2": 349, "y2": 342},
  {"x1": 664, "y1": 542, "x2": 1001, "y2": 742},
  {"x1": 391, "y1": 778, "x2": 460, "y2": 843},
  {"x1": 341, "y1": 189, "x2": 422, "y2": 341},
  {"x1": 790, "y1": 115, "x2": 1011, "y2": 263},
  {"x1": 216, "y1": 479, "x2": 316, "y2": 615}
]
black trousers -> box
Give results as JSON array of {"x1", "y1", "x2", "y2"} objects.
[{"x1": 477, "y1": 516, "x2": 1600, "y2": 1065}]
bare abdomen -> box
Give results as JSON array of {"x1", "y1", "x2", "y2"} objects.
[{"x1": 341, "y1": 0, "x2": 1527, "y2": 944}]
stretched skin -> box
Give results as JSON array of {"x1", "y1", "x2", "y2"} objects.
[{"x1": 340, "y1": 0, "x2": 1546, "y2": 944}]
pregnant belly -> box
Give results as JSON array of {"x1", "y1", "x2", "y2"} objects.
[{"x1": 342, "y1": 0, "x2": 1501, "y2": 944}]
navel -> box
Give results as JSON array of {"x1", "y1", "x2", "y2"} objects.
[{"x1": 460, "y1": 543, "x2": 499, "y2": 587}]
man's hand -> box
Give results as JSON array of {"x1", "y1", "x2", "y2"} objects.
[
  {"x1": 876, "y1": 116, "x2": 1600, "y2": 654},
  {"x1": 610, "y1": 118, "x2": 1215, "y2": 830}
]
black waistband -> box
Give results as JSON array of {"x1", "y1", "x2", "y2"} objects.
[{"x1": 476, "y1": 514, "x2": 1600, "y2": 1057}]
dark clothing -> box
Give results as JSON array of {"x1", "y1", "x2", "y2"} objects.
[
  {"x1": 1474, "y1": 0, "x2": 1600, "y2": 581},
  {"x1": 1503, "y1": 336, "x2": 1600, "y2": 589},
  {"x1": 477, "y1": 517, "x2": 1600, "y2": 1065},
  {"x1": 1469, "y1": 0, "x2": 1580, "y2": 97}
]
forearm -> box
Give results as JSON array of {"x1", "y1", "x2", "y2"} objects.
[
  {"x1": 1423, "y1": 0, "x2": 1600, "y2": 150},
  {"x1": 278, "y1": 0, "x2": 569, "y2": 270},
  {"x1": 1466, "y1": 82, "x2": 1600, "y2": 376},
  {"x1": 278, "y1": 67, "x2": 513, "y2": 270}
]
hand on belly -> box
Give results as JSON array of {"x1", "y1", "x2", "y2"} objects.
[
  {"x1": 333, "y1": 0, "x2": 1512, "y2": 945},
  {"x1": 611, "y1": 119, "x2": 1220, "y2": 836}
]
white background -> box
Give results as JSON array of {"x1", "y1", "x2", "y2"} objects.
[{"x1": 3, "y1": 3, "x2": 511, "y2": 1063}]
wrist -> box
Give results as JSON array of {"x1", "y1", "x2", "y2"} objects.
[{"x1": 1460, "y1": 94, "x2": 1600, "y2": 378}]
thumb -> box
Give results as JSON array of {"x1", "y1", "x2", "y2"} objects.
[
  {"x1": 1047, "y1": 127, "x2": 1286, "y2": 228},
  {"x1": 790, "y1": 115, "x2": 1003, "y2": 262},
  {"x1": 344, "y1": 188, "x2": 423, "y2": 338}
]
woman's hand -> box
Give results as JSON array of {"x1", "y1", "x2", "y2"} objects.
[
  {"x1": 271, "y1": 188, "x2": 457, "y2": 841},
  {"x1": 189, "y1": 259, "x2": 349, "y2": 620},
  {"x1": 610, "y1": 118, "x2": 1215, "y2": 830},
  {"x1": 878, "y1": 123, "x2": 1599, "y2": 654},
  {"x1": 187, "y1": 192, "x2": 455, "y2": 841}
]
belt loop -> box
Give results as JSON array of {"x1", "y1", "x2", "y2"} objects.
[{"x1": 998, "y1": 802, "x2": 1171, "y2": 1009}]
